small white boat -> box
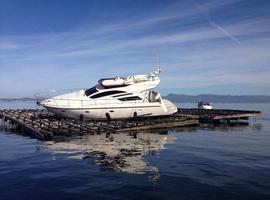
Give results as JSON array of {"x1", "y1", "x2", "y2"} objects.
[
  {"x1": 38, "y1": 68, "x2": 177, "y2": 120},
  {"x1": 198, "y1": 102, "x2": 213, "y2": 109}
]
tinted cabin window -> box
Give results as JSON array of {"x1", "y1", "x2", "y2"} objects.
[
  {"x1": 91, "y1": 91, "x2": 125, "y2": 99},
  {"x1": 113, "y1": 93, "x2": 132, "y2": 97},
  {"x1": 119, "y1": 96, "x2": 142, "y2": 101},
  {"x1": 85, "y1": 87, "x2": 98, "y2": 96}
]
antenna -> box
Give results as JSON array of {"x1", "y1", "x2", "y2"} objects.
[{"x1": 156, "y1": 56, "x2": 161, "y2": 74}]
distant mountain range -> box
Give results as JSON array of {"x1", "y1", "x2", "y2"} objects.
[
  {"x1": 0, "y1": 98, "x2": 36, "y2": 102},
  {"x1": 1, "y1": 94, "x2": 270, "y2": 103},
  {"x1": 165, "y1": 94, "x2": 270, "y2": 103}
]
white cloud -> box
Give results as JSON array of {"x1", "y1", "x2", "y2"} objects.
[{"x1": 0, "y1": 41, "x2": 20, "y2": 50}]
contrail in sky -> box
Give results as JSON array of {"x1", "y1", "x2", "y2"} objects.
[
  {"x1": 208, "y1": 21, "x2": 240, "y2": 44},
  {"x1": 195, "y1": 3, "x2": 240, "y2": 44}
]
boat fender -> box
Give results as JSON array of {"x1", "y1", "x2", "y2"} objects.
[{"x1": 105, "y1": 112, "x2": 111, "y2": 121}]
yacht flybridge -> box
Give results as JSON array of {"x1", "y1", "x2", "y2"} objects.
[{"x1": 38, "y1": 69, "x2": 177, "y2": 120}]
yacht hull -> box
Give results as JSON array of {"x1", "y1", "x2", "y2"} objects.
[{"x1": 44, "y1": 102, "x2": 176, "y2": 120}]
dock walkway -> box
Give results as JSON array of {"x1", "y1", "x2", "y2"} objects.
[
  {"x1": 0, "y1": 108, "x2": 260, "y2": 140},
  {"x1": 0, "y1": 109, "x2": 198, "y2": 140},
  {"x1": 177, "y1": 108, "x2": 261, "y2": 122}
]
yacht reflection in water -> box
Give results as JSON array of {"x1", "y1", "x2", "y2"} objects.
[
  {"x1": 45, "y1": 131, "x2": 176, "y2": 174},
  {"x1": 42, "y1": 123, "x2": 258, "y2": 175}
]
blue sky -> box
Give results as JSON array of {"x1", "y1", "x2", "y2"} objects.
[{"x1": 0, "y1": 0, "x2": 270, "y2": 97}]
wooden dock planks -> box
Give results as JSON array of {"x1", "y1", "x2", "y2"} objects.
[
  {"x1": 0, "y1": 109, "x2": 198, "y2": 140},
  {"x1": 0, "y1": 108, "x2": 261, "y2": 140},
  {"x1": 177, "y1": 108, "x2": 261, "y2": 122}
]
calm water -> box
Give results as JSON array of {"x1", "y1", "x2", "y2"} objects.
[{"x1": 0, "y1": 101, "x2": 270, "y2": 200}]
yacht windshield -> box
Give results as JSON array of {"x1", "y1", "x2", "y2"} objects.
[{"x1": 85, "y1": 87, "x2": 98, "y2": 96}]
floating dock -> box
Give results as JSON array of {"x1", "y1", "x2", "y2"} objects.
[
  {"x1": 0, "y1": 109, "x2": 198, "y2": 140},
  {"x1": 177, "y1": 108, "x2": 261, "y2": 123},
  {"x1": 0, "y1": 108, "x2": 261, "y2": 140}
]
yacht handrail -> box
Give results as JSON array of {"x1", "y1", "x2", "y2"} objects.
[{"x1": 48, "y1": 97, "x2": 152, "y2": 108}]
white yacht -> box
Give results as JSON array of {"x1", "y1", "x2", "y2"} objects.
[{"x1": 38, "y1": 69, "x2": 177, "y2": 120}]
